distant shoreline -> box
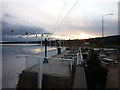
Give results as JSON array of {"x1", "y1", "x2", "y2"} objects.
[
  {"x1": 0, "y1": 43, "x2": 41, "y2": 46},
  {"x1": 1, "y1": 41, "x2": 41, "y2": 44}
]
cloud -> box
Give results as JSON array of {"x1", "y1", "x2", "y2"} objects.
[
  {"x1": 2, "y1": 21, "x2": 49, "y2": 41},
  {"x1": 2, "y1": 35, "x2": 41, "y2": 42},
  {"x1": 4, "y1": 13, "x2": 17, "y2": 19},
  {"x1": 2, "y1": 21, "x2": 47, "y2": 35},
  {"x1": 1, "y1": 0, "x2": 118, "y2": 40},
  {"x1": 56, "y1": 16, "x2": 118, "y2": 37}
]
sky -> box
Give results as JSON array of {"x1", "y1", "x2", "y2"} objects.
[{"x1": 1, "y1": 0, "x2": 119, "y2": 41}]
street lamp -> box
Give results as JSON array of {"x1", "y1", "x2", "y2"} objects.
[{"x1": 102, "y1": 13, "x2": 113, "y2": 50}]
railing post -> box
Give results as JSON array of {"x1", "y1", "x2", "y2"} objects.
[
  {"x1": 77, "y1": 53, "x2": 80, "y2": 65},
  {"x1": 79, "y1": 47, "x2": 83, "y2": 64},
  {"x1": 38, "y1": 57, "x2": 43, "y2": 88},
  {"x1": 71, "y1": 60, "x2": 73, "y2": 71},
  {"x1": 25, "y1": 34, "x2": 28, "y2": 69},
  {"x1": 71, "y1": 57, "x2": 74, "y2": 71}
]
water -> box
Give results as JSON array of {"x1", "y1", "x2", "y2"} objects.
[{"x1": 1, "y1": 44, "x2": 56, "y2": 88}]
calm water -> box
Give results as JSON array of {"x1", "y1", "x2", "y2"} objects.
[{"x1": 2, "y1": 44, "x2": 56, "y2": 88}]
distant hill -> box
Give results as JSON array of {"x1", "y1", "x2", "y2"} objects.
[
  {"x1": 85, "y1": 35, "x2": 120, "y2": 44},
  {"x1": 1, "y1": 35, "x2": 120, "y2": 46},
  {"x1": 66, "y1": 35, "x2": 120, "y2": 47}
]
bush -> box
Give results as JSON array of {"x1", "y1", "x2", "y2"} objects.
[
  {"x1": 87, "y1": 50, "x2": 100, "y2": 68},
  {"x1": 85, "y1": 67, "x2": 108, "y2": 89},
  {"x1": 85, "y1": 50, "x2": 108, "y2": 89}
]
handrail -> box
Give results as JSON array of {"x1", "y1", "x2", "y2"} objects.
[{"x1": 43, "y1": 57, "x2": 75, "y2": 71}]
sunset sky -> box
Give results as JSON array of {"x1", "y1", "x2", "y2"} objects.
[{"x1": 1, "y1": 0, "x2": 119, "y2": 41}]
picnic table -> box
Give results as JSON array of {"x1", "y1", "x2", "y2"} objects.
[
  {"x1": 102, "y1": 58, "x2": 119, "y2": 65},
  {"x1": 103, "y1": 58, "x2": 115, "y2": 63},
  {"x1": 64, "y1": 54, "x2": 77, "y2": 57},
  {"x1": 99, "y1": 54, "x2": 106, "y2": 58}
]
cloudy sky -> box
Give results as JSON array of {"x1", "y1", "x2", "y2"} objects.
[{"x1": 1, "y1": 0, "x2": 119, "y2": 41}]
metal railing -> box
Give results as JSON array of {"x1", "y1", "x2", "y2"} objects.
[
  {"x1": 76, "y1": 47, "x2": 84, "y2": 65},
  {"x1": 25, "y1": 47, "x2": 66, "y2": 69},
  {"x1": 25, "y1": 47, "x2": 74, "y2": 88},
  {"x1": 37, "y1": 56, "x2": 75, "y2": 88}
]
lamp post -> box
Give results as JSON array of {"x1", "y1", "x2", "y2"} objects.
[
  {"x1": 102, "y1": 14, "x2": 113, "y2": 50},
  {"x1": 38, "y1": 33, "x2": 52, "y2": 88},
  {"x1": 42, "y1": 33, "x2": 52, "y2": 63}
]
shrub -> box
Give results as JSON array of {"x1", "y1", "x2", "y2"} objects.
[
  {"x1": 85, "y1": 49, "x2": 108, "y2": 89},
  {"x1": 87, "y1": 50, "x2": 100, "y2": 68}
]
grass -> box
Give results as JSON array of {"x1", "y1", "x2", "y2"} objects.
[{"x1": 81, "y1": 43, "x2": 119, "y2": 49}]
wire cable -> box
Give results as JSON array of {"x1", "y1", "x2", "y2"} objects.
[
  {"x1": 53, "y1": 0, "x2": 80, "y2": 35},
  {"x1": 52, "y1": 0, "x2": 68, "y2": 33},
  {"x1": 54, "y1": 0, "x2": 84, "y2": 39}
]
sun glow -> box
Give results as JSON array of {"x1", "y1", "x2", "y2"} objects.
[
  {"x1": 67, "y1": 33, "x2": 100, "y2": 40},
  {"x1": 78, "y1": 33, "x2": 94, "y2": 39},
  {"x1": 49, "y1": 31, "x2": 101, "y2": 40},
  {"x1": 52, "y1": 33, "x2": 100, "y2": 40}
]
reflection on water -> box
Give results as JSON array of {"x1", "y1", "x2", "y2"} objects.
[
  {"x1": 31, "y1": 49, "x2": 42, "y2": 54},
  {"x1": 2, "y1": 44, "x2": 56, "y2": 88}
]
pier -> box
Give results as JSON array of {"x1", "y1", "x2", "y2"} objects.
[{"x1": 17, "y1": 47, "x2": 87, "y2": 88}]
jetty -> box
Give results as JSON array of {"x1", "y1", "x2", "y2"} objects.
[{"x1": 17, "y1": 47, "x2": 87, "y2": 88}]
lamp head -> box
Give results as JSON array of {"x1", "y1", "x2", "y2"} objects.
[{"x1": 103, "y1": 14, "x2": 113, "y2": 16}]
